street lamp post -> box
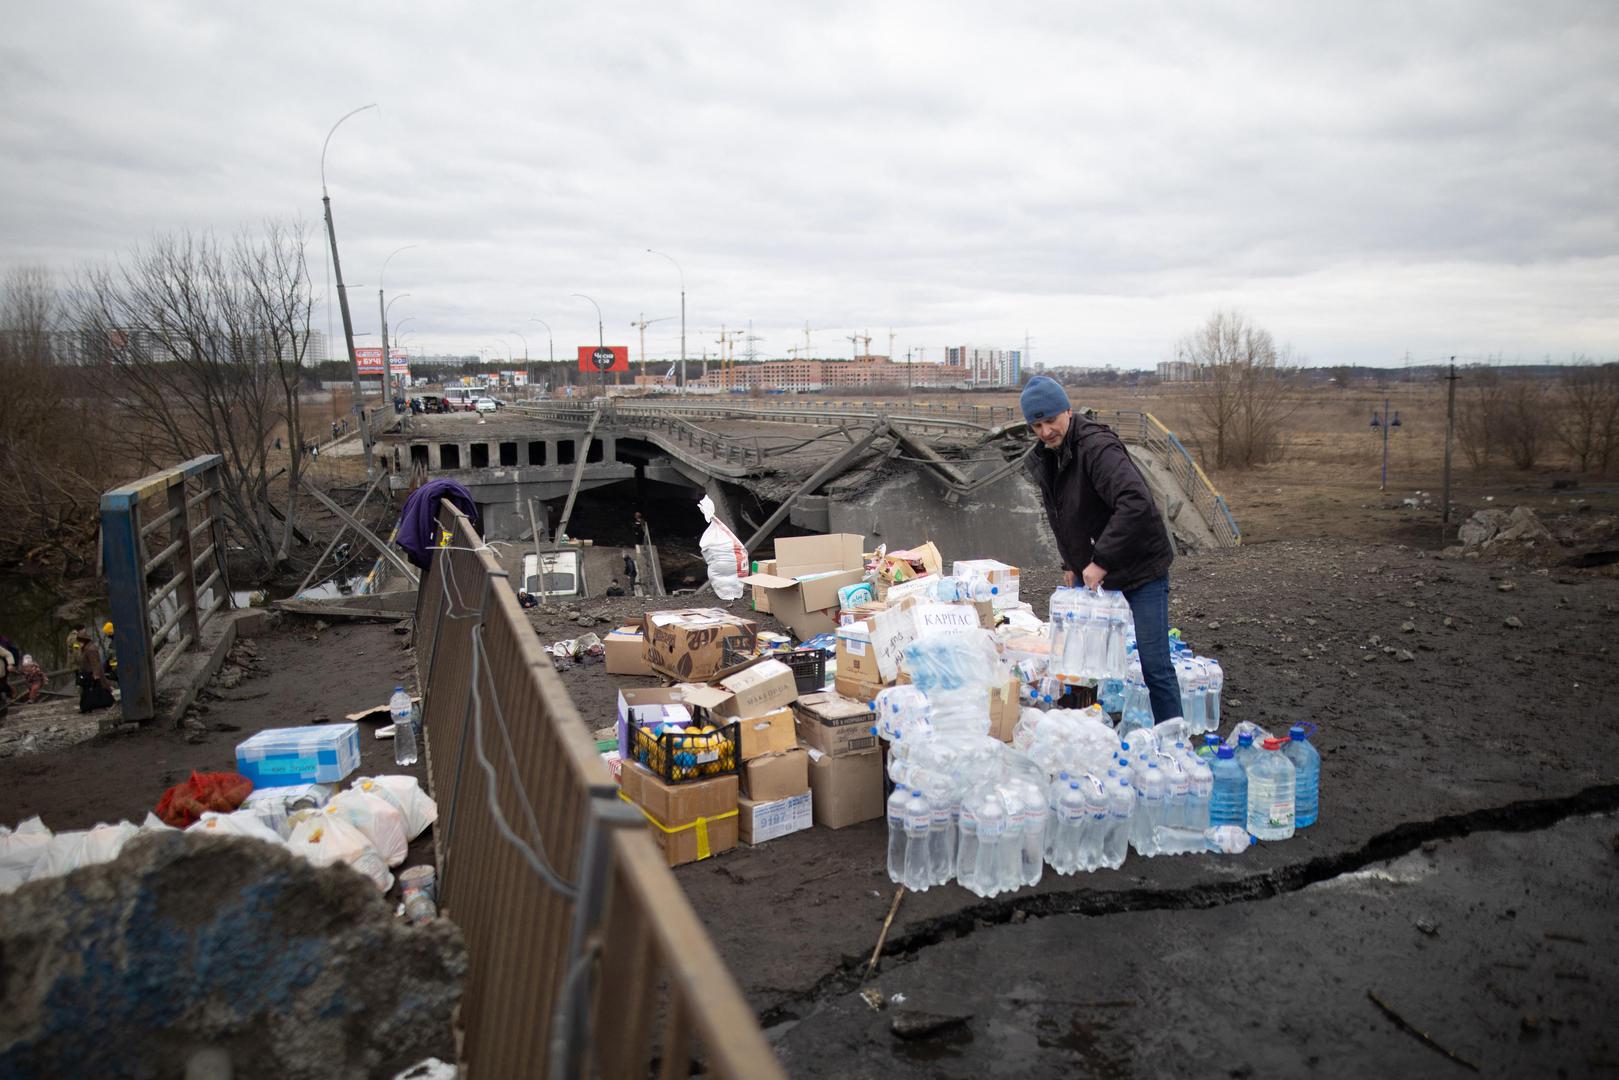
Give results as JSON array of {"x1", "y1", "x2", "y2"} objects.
[
  {"x1": 529, "y1": 317, "x2": 554, "y2": 394},
  {"x1": 572, "y1": 293, "x2": 606, "y2": 397},
  {"x1": 378, "y1": 244, "x2": 416, "y2": 406},
  {"x1": 321, "y1": 102, "x2": 378, "y2": 473},
  {"x1": 646, "y1": 249, "x2": 686, "y2": 394},
  {"x1": 1370, "y1": 397, "x2": 1403, "y2": 492}
]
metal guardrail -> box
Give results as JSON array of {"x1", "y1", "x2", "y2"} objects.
[
  {"x1": 1094, "y1": 410, "x2": 1242, "y2": 547},
  {"x1": 99, "y1": 454, "x2": 233, "y2": 721},
  {"x1": 415, "y1": 504, "x2": 784, "y2": 1079}
]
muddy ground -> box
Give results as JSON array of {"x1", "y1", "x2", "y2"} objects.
[
  {"x1": 5, "y1": 504, "x2": 1618, "y2": 1075},
  {"x1": 0, "y1": 617, "x2": 437, "y2": 888},
  {"x1": 524, "y1": 533, "x2": 1619, "y2": 1076}
]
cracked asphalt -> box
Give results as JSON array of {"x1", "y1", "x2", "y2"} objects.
[{"x1": 666, "y1": 539, "x2": 1619, "y2": 1076}]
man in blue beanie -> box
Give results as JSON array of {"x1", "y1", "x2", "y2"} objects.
[{"x1": 1021, "y1": 376, "x2": 1182, "y2": 725}]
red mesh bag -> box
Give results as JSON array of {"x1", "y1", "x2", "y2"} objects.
[{"x1": 154, "y1": 770, "x2": 255, "y2": 828}]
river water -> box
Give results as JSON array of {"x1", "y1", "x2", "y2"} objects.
[{"x1": 0, "y1": 573, "x2": 94, "y2": 671}]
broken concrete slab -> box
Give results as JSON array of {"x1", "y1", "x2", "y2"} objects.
[{"x1": 0, "y1": 831, "x2": 465, "y2": 1079}]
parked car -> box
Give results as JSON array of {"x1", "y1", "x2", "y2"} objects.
[{"x1": 475, "y1": 397, "x2": 499, "y2": 414}]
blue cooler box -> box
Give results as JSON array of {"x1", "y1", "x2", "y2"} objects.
[{"x1": 235, "y1": 723, "x2": 361, "y2": 788}]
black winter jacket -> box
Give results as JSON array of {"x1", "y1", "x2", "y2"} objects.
[{"x1": 1026, "y1": 415, "x2": 1174, "y2": 592}]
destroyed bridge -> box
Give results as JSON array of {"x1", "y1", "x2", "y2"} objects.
[{"x1": 378, "y1": 398, "x2": 1240, "y2": 566}]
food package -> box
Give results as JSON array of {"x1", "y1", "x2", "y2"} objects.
[
  {"x1": 186, "y1": 810, "x2": 284, "y2": 846},
  {"x1": 287, "y1": 809, "x2": 393, "y2": 892},
  {"x1": 353, "y1": 775, "x2": 438, "y2": 841},
  {"x1": 325, "y1": 789, "x2": 409, "y2": 867}
]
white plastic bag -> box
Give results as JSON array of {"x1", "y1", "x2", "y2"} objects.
[
  {"x1": 0, "y1": 816, "x2": 53, "y2": 893},
  {"x1": 187, "y1": 810, "x2": 284, "y2": 846},
  {"x1": 288, "y1": 808, "x2": 393, "y2": 891},
  {"x1": 240, "y1": 782, "x2": 334, "y2": 839},
  {"x1": 33, "y1": 830, "x2": 91, "y2": 880},
  {"x1": 326, "y1": 790, "x2": 408, "y2": 867},
  {"x1": 353, "y1": 775, "x2": 437, "y2": 841},
  {"x1": 697, "y1": 495, "x2": 747, "y2": 601},
  {"x1": 81, "y1": 821, "x2": 140, "y2": 865}
]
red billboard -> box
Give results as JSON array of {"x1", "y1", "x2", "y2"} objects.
[
  {"x1": 577, "y1": 345, "x2": 629, "y2": 373},
  {"x1": 355, "y1": 347, "x2": 410, "y2": 375}
]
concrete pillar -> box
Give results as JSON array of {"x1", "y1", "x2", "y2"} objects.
[{"x1": 704, "y1": 478, "x2": 740, "y2": 531}]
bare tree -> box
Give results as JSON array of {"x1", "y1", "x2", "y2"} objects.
[
  {"x1": 1556, "y1": 359, "x2": 1619, "y2": 474},
  {"x1": 73, "y1": 224, "x2": 313, "y2": 577},
  {"x1": 1454, "y1": 363, "x2": 1503, "y2": 469},
  {"x1": 1499, "y1": 376, "x2": 1550, "y2": 470},
  {"x1": 1177, "y1": 310, "x2": 1299, "y2": 469},
  {"x1": 0, "y1": 268, "x2": 115, "y2": 572}
]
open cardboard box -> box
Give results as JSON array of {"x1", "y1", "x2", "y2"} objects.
[
  {"x1": 740, "y1": 533, "x2": 866, "y2": 641},
  {"x1": 642, "y1": 608, "x2": 759, "y2": 681}
]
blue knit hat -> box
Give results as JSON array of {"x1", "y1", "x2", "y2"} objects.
[{"x1": 1020, "y1": 376, "x2": 1071, "y2": 422}]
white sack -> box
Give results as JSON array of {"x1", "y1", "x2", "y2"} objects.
[
  {"x1": 326, "y1": 789, "x2": 409, "y2": 867},
  {"x1": 353, "y1": 775, "x2": 437, "y2": 841},
  {"x1": 697, "y1": 495, "x2": 747, "y2": 601},
  {"x1": 288, "y1": 809, "x2": 392, "y2": 891}
]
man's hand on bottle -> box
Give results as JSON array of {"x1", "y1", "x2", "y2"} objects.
[{"x1": 1081, "y1": 562, "x2": 1106, "y2": 590}]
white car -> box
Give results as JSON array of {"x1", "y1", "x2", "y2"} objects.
[{"x1": 474, "y1": 397, "x2": 499, "y2": 414}]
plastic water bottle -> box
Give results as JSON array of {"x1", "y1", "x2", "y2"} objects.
[
  {"x1": 1151, "y1": 826, "x2": 1207, "y2": 855},
  {"x1": 1233, "y1": 730, "x2": 1259, "y2": 773},
  {"x1": 886, "y1": 784, "x2": 910, "y2": 884},
  {"x1": 1185, "y1": 757, "x2": 1213, "y2": 830},
  {"x1": 1021, "y1": 790, "x2": 1047, "y2": 886},
  {"x1": 930, "y1": 795, "x2": 956, "y2": 885},
  {"x1": 903, "y1": 791, "x2": 933, "y2": 891},
  {"x1": 1101, "y1": 777, "x2": 1134, "y2": 869},
  {"x1": 972, "y1": 797, "x2": 1005, "y2": 897},
  {"x1": 1282, "y1": 724, "x2": 1320, "y2": 828},
  {"x1": 1081, "y1": 775, "x2": 1109, "y2": 871},
  {"x1": 955, "y1": 802, "x2": 981, "y2": 893},
  {"x1": 390, "y1": 686, "x2": 418, "y2": 766},
  {"x1": 1160, "y1": 754, "x2": 1190, "y2": 829},
  {"x1": 1045, "y1": 773, "x2": 1071, "y2": 861},
  {"x1": 1050, "y1": 781, "x2": 1083, "y2": 873},
  {"x1": 1206, "y1": 659, "x2": 1224, "y2": 728},
  {"x1": 1131, "y1": 762, "x2": 1166, "y2": 855},
  {"x1": 1246, "y1": 738, "x2": 1297, "y2": 841},
  {"x1": 1208, "y1": 746, "x2": 1248, "y2": 827},
  {"x1": 998, "y1": 792, "x2": 1026, "y2": 893}
]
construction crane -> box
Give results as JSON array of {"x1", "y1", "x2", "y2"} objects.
[
  {"x1": 803, "y1": 321, "x2": 814, "y2": 358},
  {"x1": 845, "y1": 333, "x2": 862, "y2": 360},
  {"x1": 714, "y1": 325, "x2": 746, "y2": 389},
  {"x1": 888, "y1": 328, "x2": 896, "y2": 361},
  {"x1": 630, "y1": 313, "x2": 674, "y2": 378}
]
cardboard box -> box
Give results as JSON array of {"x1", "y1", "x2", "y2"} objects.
[
  {"x1": 740, "y1": 533, "x2": 866, "y2": 640},
  {"x1": 987, "y1": 677, "x2": 1022, "y2": 743},
  {"x1": 605, "y1": 626, "x2": 655, "y2": 676},
  {"x1": 738, "y1": 791, "x2": 813, "y2": 845},
  {"x1": 806, "y1": 748, "x2": 884, "y2": 829},
  {"x1": 742, "y1": 747, "x2": 810, "y2": 801},
  {"x1": 834, "y1": 669, "x2": 885, "y2": 704},
  {"x1": 835, "y1": 622, "x2": 881, "y2": 684},
  {"x1": 875, "y1": 541, "x2": 942, "y2": 589},
  {"x1": 643, "y1": 608, "x2": 759, "y2": 681},
  {"x1": 795, "y1": 692, "x2": 879, "y2": 756},
  {"x1": 716, "y1": 658, "x2": 799, "y2": 719},
  {"x1": 734, "y1": 706, "x2": 797, "y2": 760},
  {"x1": 616, "y1": 687, "x2": 691, "y2": 760},
  {"x1": 619, "y1": 764, "x2": 739, "y2": 867},
  {"x1": 750, "y1": 558, "x2": 777, "y2": 613}
]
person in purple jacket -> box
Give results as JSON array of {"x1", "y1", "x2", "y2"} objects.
[{"x1": 1021, "y1": 376, "x2": 1182, "y2": 725}]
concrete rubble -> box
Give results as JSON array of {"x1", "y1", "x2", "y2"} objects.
[{"x1": 0, "y1": 830, "x2": 465, "y2": 1079}]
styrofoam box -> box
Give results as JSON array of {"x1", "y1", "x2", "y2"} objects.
[{"x1": 235, "y1": 723, "x2": 361, "y2": 788}]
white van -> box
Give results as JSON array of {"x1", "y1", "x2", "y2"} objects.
[
  {"x1": 443, "y1": 387, "x2": 477, "y2": 411},
  {"x1": 522, "y1": 550, "x2": 582, "y2": 599}
]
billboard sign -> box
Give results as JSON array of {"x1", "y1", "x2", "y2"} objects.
[
  {"x1": 577, "y1": 345, "x2": 629, "y2": 373},
  {"x1": 356, "y1": 347, "x2": 410, "y2": 375}
]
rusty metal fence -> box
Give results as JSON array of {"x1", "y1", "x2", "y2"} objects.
[
  {"x1": 100, "y1": 453, "x2": 233, "y2": 721},
  {"x1": 414, "y1": 503, "x2": 784, "y2": 1079}
]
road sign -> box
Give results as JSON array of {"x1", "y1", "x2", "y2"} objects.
[{"x1": 577, "y1": 345, "x2": 628, "y2": 373}]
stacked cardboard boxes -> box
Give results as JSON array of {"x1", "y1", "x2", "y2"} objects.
[
  {"x1": 619, "y1": 764, "x2": 739, "y2": 867},
  {"x1": 793, "y1": 691, "x2": 884, "y2": 829}
]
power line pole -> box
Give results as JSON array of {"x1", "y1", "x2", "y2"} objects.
[{"x1": 1442, "y1": 357, "x2": 1458, "y2": 544}]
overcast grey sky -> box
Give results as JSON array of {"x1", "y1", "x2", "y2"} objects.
[{"x1": 2, "y1": 1, "x2": 1615, "y2": 368}]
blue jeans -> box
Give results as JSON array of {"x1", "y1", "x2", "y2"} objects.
[{"x1": 1124, "y1": 574, "x2": 1182, "y2": 724}]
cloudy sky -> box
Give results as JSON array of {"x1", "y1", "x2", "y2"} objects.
[{"x1": 3, "y1": 1, "x2": 1615, "y2": 368}]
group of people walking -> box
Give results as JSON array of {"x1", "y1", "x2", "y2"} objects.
[{"x1": 0, "y1": 624, "x2": 118, "y2": 717}]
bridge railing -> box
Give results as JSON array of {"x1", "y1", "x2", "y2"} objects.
[
  {"x1": 1093, "y1": 410, "x2": 1242, "y2": 547},
  {"x1": 415, "y1": 503, "x2": 784, "y2": 1078},
  {"x1": 99, "y1": 454, "x2": 233, "y2": 721}
]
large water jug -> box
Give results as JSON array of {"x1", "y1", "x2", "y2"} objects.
[
  {"x1": 1282, "y1": 723, "x2": 1320, "y2": 828},
  {"x1": 1246, "y1": 738, "x2": 1296, "y2": 841}
]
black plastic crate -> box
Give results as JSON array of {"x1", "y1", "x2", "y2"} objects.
[
  {"x1": 783, "y1": 648, "x2": 829, "y2": 692},
  {"x1": 630, "y1": 719, "x2": 741, "y2": 784}
]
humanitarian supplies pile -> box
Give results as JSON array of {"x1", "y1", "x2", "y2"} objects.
[
  {"x1": 614, "y1": 529, "x2": 1322, "y2": 897},
  {"x1": 1, "y1": 716, "x2": 439, "y2": 918}
]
